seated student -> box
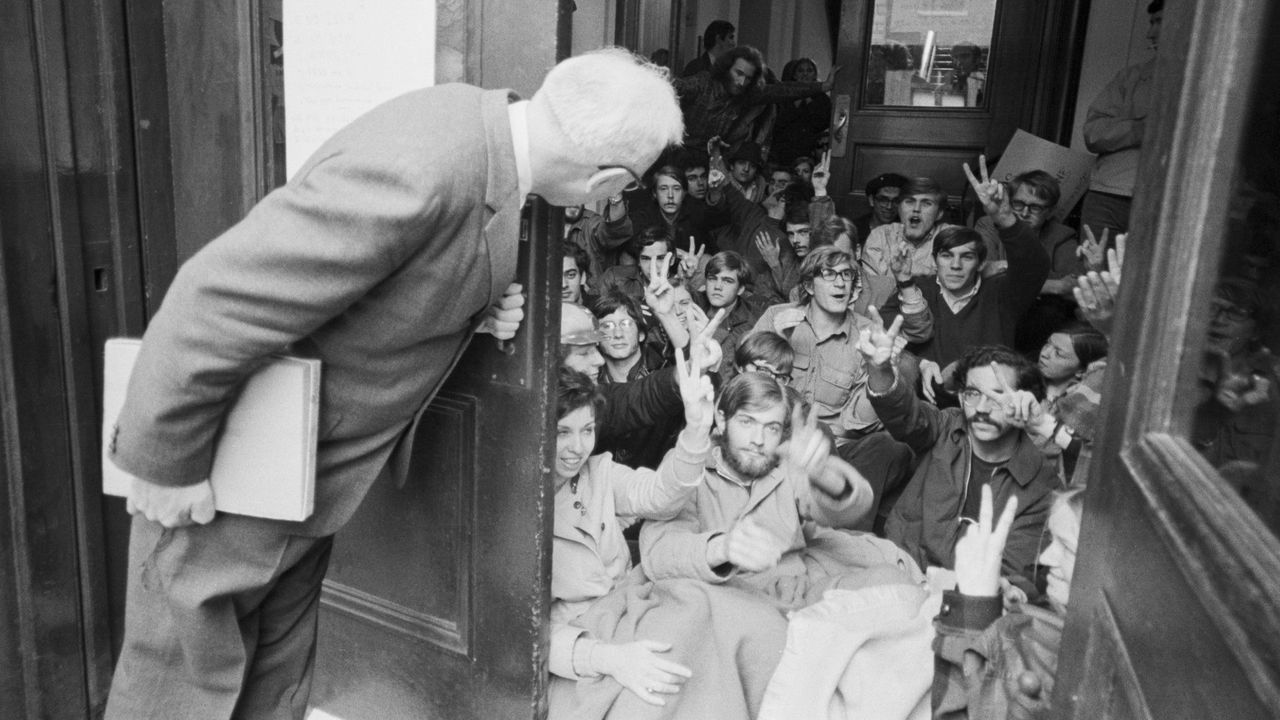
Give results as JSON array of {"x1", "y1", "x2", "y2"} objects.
[
  {"x1": 975, "y1": 170, "x2": 1082, "y2": 354},
  {"x1": 861, "y1": 177, "x2": 959, "y2": 306},
  {"x1": 860, "y1": 314, "x2": 1061, "y2": 595},
  {"x1": 791, "y1": 154, "x2": 815, "y2": 186},
  {"x1": 704, "y1": 158, "x2": 797, "y2": 304},
  {"x1": 1033, "y1": 324, "x2": 1109, "y2": 486},
  {"x1": 562, "y1": 239, "x2": 596, "y2": 307},
  {"x1": 882, "y1": 158, "x2": 1051, "y2": 404},
  {"x1": 562, "y1": 302, "x2": 729, "y2": 473},
  {"x1": 681, "y1": 150, "x2": 711, "y2": 203},
  {"x1": 628, "y1": 163, "x2": 727, "y2": 257},
  {"x1": 640, "y1": 372, "x2": 920, "y2": 608},
  {"x1": 726, "y1": 141, "x2": 768, "y2": 203},
  {"x1": 932, "y1": 485, "x2": 1084, "y2": 719},
  {"x1": 565, "y1": 193, "x2": 633, "y2": 293},
  {"x1": 548, "y1": 360, "x2": 713, "y2": 714},
  {"x1": 697, "y1": 251, "x2": 767, "y2": 378},
  {"x1": 733, "y1": 330, "x2": 795, "y2": 383},
  {"x1": 751, "y1": 246, "x2": 930, "y2": 524},
  {"x1": 853, "y1": 172, "x2": 908, "y2": 244}
]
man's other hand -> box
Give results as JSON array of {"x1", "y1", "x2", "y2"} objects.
[
  {"x1": 127, "y1": 475, "x2": 216, "y2": 528},
  {"x1": 477, "y1": 282, "x2": 526, "y2": 340}
]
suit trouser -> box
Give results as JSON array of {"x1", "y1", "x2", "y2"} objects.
[
  {"x1": 105, "y1": 512, "x2": 334, "y2": 720},
  {"x1": 1079, "y1": 190, "x2": 1132, "y2": 239},
  {"x1": 835, "y1": 430, "x2": 915, "y2": 533}
]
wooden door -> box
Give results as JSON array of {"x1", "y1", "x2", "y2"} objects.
[
  {"x1": 1053, "y1": 0, "x2": 1280, "y2": 716},
  {"x1": 828, "y1": 0, "x2": 1087, "y2": 219}
]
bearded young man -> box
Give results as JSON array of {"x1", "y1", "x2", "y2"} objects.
[{"x1": 640, "y1": 373, "x2": 920, "y2": 602}]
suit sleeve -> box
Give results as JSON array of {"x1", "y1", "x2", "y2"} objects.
[
  {"x1": 999, "y1": 220, "x2": 1052, "y2": 321},
  {"x1": 111, "y1": 141, "x2": 452, "y2": 485}
]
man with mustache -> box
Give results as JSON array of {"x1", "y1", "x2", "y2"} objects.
[{"x1": 859, "y1": 311, "x2": 1060, "y2": 596}]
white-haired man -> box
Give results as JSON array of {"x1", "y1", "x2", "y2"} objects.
[{"x1": 104, "y1": 49, "x2": 683, "y2": 719}]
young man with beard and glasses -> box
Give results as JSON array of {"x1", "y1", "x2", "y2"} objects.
[
  {"x1": 640, "y1": 372, "x2": 920, "y2": 604},
  {"x1": 563, "y1": 191, "x2": 632, "y2": 294},
  {"x1": 751, "y1": 246, "x2": 932, "y2": 529},
  {"x1": 697, "y1": 251, "x2": 766, "y2": 378},
  {"x1": 859, "y1": 315, "x2": 1061, "y2": 597},
  {"x1": 673, "y1": 45, "x2": 838, "y2": 157},
  {"x1": 882, "y1": 157, "x2": 1050, "y2": 405}
]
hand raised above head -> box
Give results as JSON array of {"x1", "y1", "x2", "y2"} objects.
[
  {"x1": 963, "y1": 155, "x2": 1012, "y2": 222},
  {"x1": 688, "y1": 307, "x2": 727, "y2": 373},
  {"x1": 674, "y1": 345, "x2": 715, "y2": 428},
  {"x1": 953, "y1": 484, "x2": 1017, "y2": 597},
  {"x1": 811, "y1": 149, "x2": 831, "y2": 196},
  {"x1": 855, "y1": 306, "x2": 903, "y2": 368},
  {"x1": 754, "y1": 230, "x2": 781, "y2": 268},
  {"x1": 777, "y1": 403, "x2": 831, "y2": 483},
  {"x1": 644, "y1": 254, "x2": 675, "y2": 315}
]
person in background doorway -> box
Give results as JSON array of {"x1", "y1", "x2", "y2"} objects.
[
  {"x1": 1080, "y1": 0, "x2": 1163, "y2": 237},
  {"x1": 853, "y1": 172, "x2": 909, "y2": 244},
  {"x1": 681, "y1": 20, "x2": 736, "y2": 77},
  {"x1": 771, "y1": 57, "x2": 833, "y2": 166}
]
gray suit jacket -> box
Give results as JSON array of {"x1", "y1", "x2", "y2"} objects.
[{"x1": 110, "y1": 84, "x2": 523, "y2": 536}]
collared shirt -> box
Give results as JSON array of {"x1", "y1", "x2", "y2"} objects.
[
  {"x1": 937, "y1": 275, "x2": 982, "y2": 314},
  {"x1": 507, "y1": 100, "x2": 533, "y2": 201},
  {"x1": 780, "y1": 304, "x2": 882, "y2": 437}
]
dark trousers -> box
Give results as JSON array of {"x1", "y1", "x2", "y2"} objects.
[
  {"x1": 105, "y1": 513, "x2": 334, "y2": 720},
  {"x1": 1079, "y1": 190, "x2": 1132, "y2": 239},
  {"x1": 835, "y1": 430, "x2": 916, "y2": 533}
]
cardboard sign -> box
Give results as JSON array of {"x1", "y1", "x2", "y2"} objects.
[{"x1": 993, "y1": 129, "x2": 1097, "y2": 220}]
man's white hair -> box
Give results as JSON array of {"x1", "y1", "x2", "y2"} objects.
[{"x1": 536, "y1": 48, "x2": 683, "y2": 171}]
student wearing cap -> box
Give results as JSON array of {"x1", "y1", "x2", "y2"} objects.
[{"x1": 853, "y1": 173, "x2": 909, "y2": 244}]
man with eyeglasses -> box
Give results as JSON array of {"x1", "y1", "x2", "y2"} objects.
[
  {"x1": 853, "y1": 172, "x2": 908, "y2": 243},
  {"x1": 858, "y1": 320, "x2": 1061, "y2": 598},
  {"x1": 976, "y1": 169, "x2": 1083, "y2": 354},
  {"x1": 751, "y1": 245, "x2": 932, "y2": 529}
]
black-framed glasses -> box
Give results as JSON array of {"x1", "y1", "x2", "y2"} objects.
[
  {"x1": 873, "y1": 194, "x2": 903, "y2": 206},
  {"x1": 598, "y1": 164, "x2": 646, "y2": 192},
  {"x1": 1011, "y1": 200, "x2": 1051, "y2": 215},
  {"x1": 818, "y1": 268, "x2": 855, "y2": 283}
]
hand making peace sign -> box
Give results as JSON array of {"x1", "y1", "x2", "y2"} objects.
[
  {"x1": 674, "y1": 344, "x2": 716, "y2": 429},
  {"x1": 811, "y1": 150, "x2": 831, "y2": 197},
  {"x1": 963, "y1": 155, "x2": 1015, "y2": 225},
  {"x1": 855, "y1": 306, "x2": 905, "y2": 368},
  {"x1": 643, "y1": 252, "x2": 675, "y2": 316},
  {"x1": 677, "y1": 236, "x2": 706, "y2": 279},
  {"x1": 980, "y1": 362, "x2": 1055, "y2": 437}
]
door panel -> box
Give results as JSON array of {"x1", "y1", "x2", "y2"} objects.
[{"x1": 1055, "y1": 0, "x2": 1280, "y2": 716}]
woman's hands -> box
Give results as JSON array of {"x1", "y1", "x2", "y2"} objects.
[{"x1": 592, "y1": 640, "x2": 694, "y2": 706}]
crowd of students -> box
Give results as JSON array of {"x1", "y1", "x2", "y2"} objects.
[{"x1": 546, "y1": 28, "x2": 1273, "y2": 720}]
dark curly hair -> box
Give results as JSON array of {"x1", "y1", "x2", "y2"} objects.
[{"x1": 949, "y1": 345, "x2": 1046, "y2": 401}]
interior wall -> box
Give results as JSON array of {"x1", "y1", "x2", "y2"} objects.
[
  {"x1": 1071, "y1": 0, "x2": 1155, "y2": 150},
  {"x1": 571, "y1": 0, "x2": 614, "y2": 53}
]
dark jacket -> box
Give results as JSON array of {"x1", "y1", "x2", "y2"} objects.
[
  {"x1": 629, "y1": 194, "x2": 729, "y2": 256},
  {"x1": 933, "y1": 591, "x2": 1061, "y2": 719},
  {"x1": 873, "y1": 376, "x2": 1061, "y2": 592},
  {"x1": 597, "y1": 365, "x2": 683, "y2": 470}
]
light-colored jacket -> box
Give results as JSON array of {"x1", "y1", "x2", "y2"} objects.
[
  {"x1": 639, "y1": 448, "x2": 874, "y2": 585},
  {"x1": 549, "y1": 435, "x2": 709, "y2": 679}
]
